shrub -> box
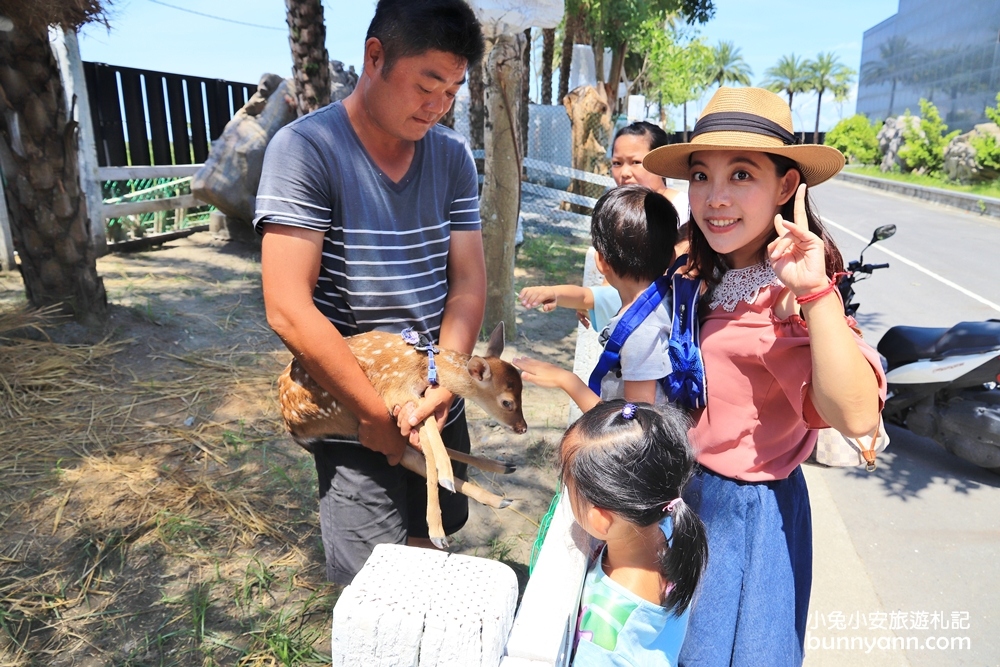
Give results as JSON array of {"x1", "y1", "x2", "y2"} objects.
[
  {"x1": 899, "y1": 99, "x2": 959, "y2": 175},
  {"x1": 824, "y1": 114, "x2": 881, "y2": 165},
  {"x1": 970, "y1": 92, "x2": 1000, "y2": 173}
]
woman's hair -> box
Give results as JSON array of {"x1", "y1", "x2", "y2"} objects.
[
  {"x1": 561, "y1": 400, "x2": 708, "y2": 614},
  {"x1": 686, "y1": 153, "x2": 845, "y2": 287},
  {"x1": 613, "y1": 121, "x2": 670, "y2": 153},
  {"x1": 591, "y1": 185, "x2": 679, "y2": 283}
]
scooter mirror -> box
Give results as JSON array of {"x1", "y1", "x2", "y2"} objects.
[{"x1": 872, "y1": 224, "x2": 896, "y2": 243}]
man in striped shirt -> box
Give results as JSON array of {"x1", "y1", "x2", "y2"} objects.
[{"x1": 254, "y1": 0, "x2": 486, "y2": 584}]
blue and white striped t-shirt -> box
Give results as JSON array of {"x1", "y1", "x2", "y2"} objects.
[{"x1": 254, "y1": 102, "x2": 481, "y2": 427}]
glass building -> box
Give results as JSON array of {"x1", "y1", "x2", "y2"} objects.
[{"x1": 856, "y1": 0, "x2": 1000, "y2": 132}]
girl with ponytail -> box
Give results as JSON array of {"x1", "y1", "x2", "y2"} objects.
[{"x1": 561, "y1": 399, "x2": 708, "y2": 666}]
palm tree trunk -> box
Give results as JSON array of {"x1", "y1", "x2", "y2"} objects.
[
  {"x1": 0, "y1": 27, "x2": 108, "y2": 324},
  {"x1": 558, "y1": 11, "x2": 580, "y2": 103},
  {"x1": 888, "y1": 78, "x2": 897, "y2": 118},
  {"x1": 286, "y1": 0, "x2": 331, "y2": 115},
  {"x1": 788, "y1": 91, "x2": 793, "y2": 107},
  {"x1": 541, "y1": 28, "x2": 555, "y2": 104},
  {"x1": 814, "y1": 89, "x2": 824, "y2": 144}
]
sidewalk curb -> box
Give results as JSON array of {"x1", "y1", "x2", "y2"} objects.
[
  {"x1": 803, "y1": 464, "x2": 911, "y2": 666},
  {"x1": 835, "y1": 171, "x2": 1000, "y2": 219}
]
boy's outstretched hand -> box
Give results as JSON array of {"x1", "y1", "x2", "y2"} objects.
[
  {"x1": 518, "y1": 286, "x2": 560, "y2": 312},
  {"x1": 513, "y1": 356, "x2": 601, "y2": 413}
]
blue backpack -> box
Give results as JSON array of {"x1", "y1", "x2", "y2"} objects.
[{"x1": 587, "y1": 255, "x2": 707, "y2": 410}]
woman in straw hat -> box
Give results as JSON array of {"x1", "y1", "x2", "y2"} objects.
[{"x1": 642, "y1": 87, "x2": 886, "y2": 665}]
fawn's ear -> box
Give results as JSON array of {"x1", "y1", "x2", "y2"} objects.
[
  {"x1": 485, "y1": 322, "x2": 505, "y2": 358},
  {"x1": 467, "y1": 356, "x2": 492, "y2": 382}
]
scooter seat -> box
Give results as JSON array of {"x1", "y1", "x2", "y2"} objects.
[
  {"x1": 878, "y1": 326, "x2": 948, "y2": 370},
  {"x1": 935, "y1": 320, "x2": 1000, "y2": 356},
  {"x1": 878, "y1": 321, "x2": 1000, "y2": 370}
]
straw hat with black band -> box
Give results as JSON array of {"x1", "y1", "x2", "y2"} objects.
[{"x1": 643, "y1": 87, "x2": 846, "y2": 187}]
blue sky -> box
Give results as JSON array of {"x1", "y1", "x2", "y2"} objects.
[{"x1": 78, "y1": 0, "x2": 899, "y2": 132}]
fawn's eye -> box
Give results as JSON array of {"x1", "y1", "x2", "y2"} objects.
[{"x1": 502, "y1": 400, "x2": 514, "y2": 411}]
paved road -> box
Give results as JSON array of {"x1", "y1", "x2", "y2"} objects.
[{"x1": 804, "y1": 181, "x2": 1000, "y2": 667}]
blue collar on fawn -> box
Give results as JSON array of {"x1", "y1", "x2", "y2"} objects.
[{"x1": 401, "y1": 327, "x2": 440, "y2": 386}]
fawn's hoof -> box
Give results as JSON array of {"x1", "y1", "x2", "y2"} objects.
[
  {"x1": 498, "y1": 498, "x2": 512, "y2": 509},
  {"x1": 502, "y1": 462, "x2": 517, "y2": 474},
  {"x1": 439, "y1": 479, "x2": 456, "y2": 493},
  {"x1": 431, "y1": 536, "x2": 449, "y2": 549}
]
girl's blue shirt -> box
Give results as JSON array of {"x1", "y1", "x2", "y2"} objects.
[{"x1": 573, "y1": 518, "x2": 688, "y2": 667}]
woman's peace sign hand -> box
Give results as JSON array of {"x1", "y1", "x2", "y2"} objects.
[{"x1": 767, "y1": 183, "x2": 828, "y2": 297}]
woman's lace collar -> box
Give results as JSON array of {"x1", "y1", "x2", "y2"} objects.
[{"x1": 708, "y1": 262, "x2": 781, "y2": 312}]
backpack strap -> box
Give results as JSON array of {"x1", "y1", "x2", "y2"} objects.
[
  {"x1": 587, "y1": 274, "x2": 671, "y2": 395},
  {"x1": 661, "y1": 261, "x2": 707, "y2": 410}
]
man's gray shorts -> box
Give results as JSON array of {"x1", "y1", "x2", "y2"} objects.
[{"x1": 314, "y1": 412, "x2": 471, "y2": 585}]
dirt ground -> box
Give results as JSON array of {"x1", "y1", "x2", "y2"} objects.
[{"x1": 0, "y1": 231, "x2": 587, "y2": 665}]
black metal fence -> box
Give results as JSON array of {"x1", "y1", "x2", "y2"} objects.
[{"x1": 83, "y1": 62, "x2": 256, "y2": 167}]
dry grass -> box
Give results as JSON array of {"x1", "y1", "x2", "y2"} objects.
[
  {"x1": 0, "y1": 300, "x2": 335, "y2": 665},
  {"x1": 0, "y1": 232, "x2": 572, "y2": 665}
]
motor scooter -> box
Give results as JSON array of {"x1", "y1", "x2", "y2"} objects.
[{"x1": 839, "y1": 224, "x2": 1000, "y2": 473}]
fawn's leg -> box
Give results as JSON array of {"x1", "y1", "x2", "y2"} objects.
[
  {"x1": 421, "y1": 416, "x2": 455, "y2": 493},
  {"x1": 445, "y1": 448, "x2": 517, "y2": 475},
  {"x1": 400, "y1": 448, "x2": 512, "y2": 510},
  {"x1": 418, "y1": 418, "x2": 448, "y2": 549}
]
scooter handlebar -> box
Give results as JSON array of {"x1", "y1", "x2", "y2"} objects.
[{"x1": 855, "y1": 262, "x2": 890, "y2": 274}]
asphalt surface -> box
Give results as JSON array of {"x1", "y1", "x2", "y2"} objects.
[{"x1": 803, "y1": 180, "x2": 1000, "y2": 667}]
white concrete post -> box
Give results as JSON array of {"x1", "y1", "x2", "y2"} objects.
[{"x1": 49, "y1": 26, "x2": 107, "y2": 255}]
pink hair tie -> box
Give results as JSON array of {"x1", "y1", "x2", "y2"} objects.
[{"x1": 663, "y1": 498, "x2": 682, "y2": 514}]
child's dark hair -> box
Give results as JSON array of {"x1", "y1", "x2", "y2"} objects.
[
  {"x1": 366, "y1": 0, "x2": 485, "y2": 75},
  {"x1": 591, "y1": 185, "x2": 679, "y2": 283},
  {"x1": 614, "y1": 121, "x2": 670, "y2": 152},
  {"x1": 561, "y1": 400, "x2": 707, "y2": 614},
  {"x1": 687, "y1": 153, "x2": 844, "y2": 286}
]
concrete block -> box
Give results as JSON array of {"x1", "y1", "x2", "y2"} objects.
[{"x1": 332, "y1": 544, "x2": 518, "y2": 667}]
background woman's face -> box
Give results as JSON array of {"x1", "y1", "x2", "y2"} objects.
[{"x1": 611, "y1": 134, "x2": 665, "y2": 191}]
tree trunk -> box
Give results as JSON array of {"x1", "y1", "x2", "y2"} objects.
[
  {"x1": 558, "y1": 12, "x2": 580, "y2": 103},
  {"x1": 683, "y1": 101, "x2": 689, "y2": 142},
  {"x1": 788, "y1": 91, "x2": 793, "y2": 107},
  {"x1": 541, "y1": 28, "x2": 555, "y2": 105},
  {"x1": 888, "y1": 79, "x2": 897, "y2": 118},
  {"x1": 480, "y1": 32, "x2": 522, "y2": 340},
  {"x1": 814, "y1": 89, "x2": 824, "y2": 144},
  {"x1": 286, "y1": 0, "x2": 330, "y2": 115},
  {"x1": 469, "y1": 53, "x2": 486, "y2": 151},
  {"x1": 604, "y1": 41, "x2": 628, "y2": 114},
  {"x1": 521, "y1": 28, "x2": 531, "y2": 160},
  {"x1": 592, "y1": 43, "x2": 604, "y2": 86},
  {"x1": 564, "y1": 85, "x2": 610, "y2": 209},
  {"x1": 439, "y1": 104, "x2": 455, "y2": 129},
  {"x1": 0, "y1": 26, "x2": 108, "y2": 324}
]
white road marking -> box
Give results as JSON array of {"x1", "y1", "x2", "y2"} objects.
[{"x1": 823, "y1": 216, "x2": 1000, "y2": 314}]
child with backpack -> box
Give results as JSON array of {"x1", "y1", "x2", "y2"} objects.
[{"x1": 515, "y1": 184, "x2": 704, "y2": 411}]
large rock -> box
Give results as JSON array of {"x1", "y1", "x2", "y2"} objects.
[
  {"x1": 877, "y1": 115, "x2": 922, "y2": 173},
  {"x1": 192, "y1": 74, "x2": 298, "y2": 225},
  {"x1": 943, "y1": 123, "x2": 1000, "y2": 184},
  {"x1": 330, "y1": 60, "x2": 358, "y2": 104}
]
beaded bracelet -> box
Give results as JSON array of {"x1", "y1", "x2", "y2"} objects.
[{"x1": 795, "y1": 272, "x2": 848, "y2": 305}]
